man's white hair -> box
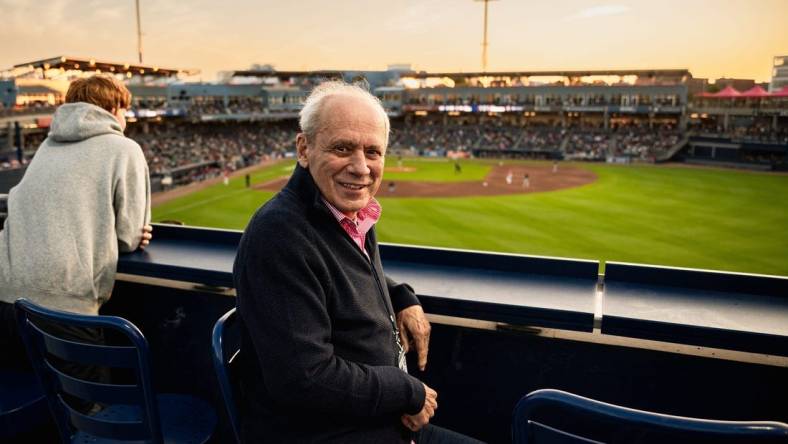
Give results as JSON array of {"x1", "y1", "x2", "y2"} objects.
[{"x1": 299, "y1": 80, "x2": 390, "y2": 148}]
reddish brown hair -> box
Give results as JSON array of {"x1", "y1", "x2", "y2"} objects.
[{"x1": 65, "y1": 75, "x2": 131, "y2": 112}]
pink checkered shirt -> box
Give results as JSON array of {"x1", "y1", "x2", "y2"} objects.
[{"x1": 322, "y1": 198, "x2": 382, "y2": 259}]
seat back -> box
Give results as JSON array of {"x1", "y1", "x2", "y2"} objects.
[
  {"x1": 14, "y1": 298, "x2": 163, "y2": 443},
  {"x1": 512, "y1": 388, "x2": 788, "y2": 444},
  {"x1": 211, "y1": 307, "x2": 241, "y2": 443}
]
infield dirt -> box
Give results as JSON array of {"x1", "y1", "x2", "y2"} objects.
[{"x1": 254, "y1": 164, "x2": 597, "y2": 197}]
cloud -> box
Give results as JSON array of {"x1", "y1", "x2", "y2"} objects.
[{"x1": 564, "y1": 4, "x2": 630, "y2": 21}]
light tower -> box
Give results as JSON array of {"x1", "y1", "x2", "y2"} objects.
[
  {"x1": 135, "y1": 0, "x2": 143, "y2": 63},
  {"x1": 475, "y1": 0, "x2": 498, "y2": 72}
]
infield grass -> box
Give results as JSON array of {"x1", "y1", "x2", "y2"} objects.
[{"x1": 152, "y1": 158, "x2": 788, "y2": 276}]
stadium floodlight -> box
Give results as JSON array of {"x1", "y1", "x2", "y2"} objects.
[
  {"x1": 474, "y1": 0, "x2": 499, "y2": 73},
  {"x1": 135, "y1": 0, "x2": 144, "y2": 64}
]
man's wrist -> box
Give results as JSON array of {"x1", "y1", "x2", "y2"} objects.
[
  {"x1": 390, "y1": 284, "x2": 420, "y2": 313},
  {"x1": 405, "y1": 376, "x2": 426, "y2": 414}
]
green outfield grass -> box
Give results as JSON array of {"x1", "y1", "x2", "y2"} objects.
[{"x1": 152, "y1": 159, "x2": 788, "y2": 276}]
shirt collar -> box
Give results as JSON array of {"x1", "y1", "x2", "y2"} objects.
[{"x1": 322, "y1": 197, "x2": 382, "y2": 234}]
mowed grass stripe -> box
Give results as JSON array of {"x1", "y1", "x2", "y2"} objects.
[
  {"x1": 153, "y1": 160, "x2": 788, "y2": 276},
  {"x1": 377, "y1": 163, "x2": 788, "y2": 275},
  {"x1": 152, "y1": 160, "x2": 291, "y2": 229}
]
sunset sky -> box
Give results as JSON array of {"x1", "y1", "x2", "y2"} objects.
[{"x1": 1, "y1": 0, "x2": 786, "y2": 82}]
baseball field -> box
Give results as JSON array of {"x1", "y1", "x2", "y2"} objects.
[{"x1": 152, "y1": 158, "x2": 788, "y2": 276}]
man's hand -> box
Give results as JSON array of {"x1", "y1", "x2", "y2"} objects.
[
  {"x1": 396, "y1": 305, "x2": 431, "y2": 371},
  {"x1": 139, "y1": 224, "x2": 153, "y2": 250},
  {"x1": 401, "y1": 384, "x2": 438, "y2": 432}
]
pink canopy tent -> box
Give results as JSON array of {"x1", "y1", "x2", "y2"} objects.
[
  {"x1": 770, "y1": 86, "x2": 788, "y2": 97},
  {"x1": 739, "y1": 85, "x2": 770, "y2": 98},
  {"x1": 710, "y1": 85, "x2": 742, "y2": 98}
]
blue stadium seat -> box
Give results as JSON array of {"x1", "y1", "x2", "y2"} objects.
[
  {"x1": 0, "y1": 368, "x2": 49, "y2": 440},
  {"x1": 14, "y1": 298, "x2": 217, "y2": 444},
  {"x1": 211, "y1": 307, "x2": 241, "y2": 443},
  {"x1": 512, "y1": 388, "x2": 788, "y2": 444}
]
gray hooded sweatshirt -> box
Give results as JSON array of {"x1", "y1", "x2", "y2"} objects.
[{"x1": 0, "y1": 102, "x2": 150, "y2": 314}]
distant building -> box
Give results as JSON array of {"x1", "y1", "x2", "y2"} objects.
[
  {"x1": 770, "y1": 55, "x2": 788, "y2": 92},
  {"x1": 15, "y1": 79, "x2": 65, "y2": 107},
  {"x1": 686, "y1": 77, "x2": 708, "y2": 95},
  {"x1": 387, "y1": 64, "x2": 413, "y2": 72},
  {"x1": 0, "y1": 80, "x2": 15, "y2": 108},
  {"x1": 713, "y1": 78, "x2": 755, "y2": 92}
]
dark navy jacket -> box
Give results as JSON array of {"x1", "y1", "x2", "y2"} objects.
[{"x1": 234, "y1": 164, "x2": 425, "y2": 443}]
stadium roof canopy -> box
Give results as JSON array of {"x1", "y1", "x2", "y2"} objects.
[
  {"x1": 14, "y1": 56, "x2": 198, "y2": 78},
  {"x1": 232, "y1": 69, "x2": 346, "y2": 79},
  {"x1": 232, "y1": 68, "x2": 691, "y2": 80},
  {"x1": 397, "y1": 69, "x2": 691, "y2": 80}
]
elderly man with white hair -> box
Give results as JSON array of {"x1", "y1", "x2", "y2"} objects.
[{"x1": 233, "y1": 81, "x2": 483, "y2": 443}]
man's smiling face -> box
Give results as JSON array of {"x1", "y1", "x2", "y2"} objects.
[{"x1": 297, "y1": 94, "x2": 387, "y2": 218}]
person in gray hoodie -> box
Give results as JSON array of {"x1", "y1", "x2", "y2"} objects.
[{"x1": 0, "y1": 75, "x2": 152, "y2": 371}]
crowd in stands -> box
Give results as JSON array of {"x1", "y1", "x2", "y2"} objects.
[
  {"x1": 615, "y1": 128, "x2": 681, "y2": 159},
  {"x1": 187, "y1": 98, "x2": 226, "y2": 116},
  {"x1": 407, "y1": 94, "x2": 680, "y2": 108},
  {"x1": 477, "y1": 126, "x2": 522, "y2": 150},
  {"x1": 518, "y1": 127, "x2": 565, "y2": 151},
  {"x1": 389, "y1": 123, "x2": 481, "y2": 154},
  {"x1": 126, "y1": 122, "x2": 296, "y2": 178},
  {"x1": 178, "y1": 97, "x2": 265, "y2": 116},
  {"x1": 131, "y1": 97, "x2": 167, "y2": 110},
  {"x1": 563, "y1": 131, "x2": 610, "y2": 160},
  {"x1": 390, "y1": 121, "x2": 677, "y2": 161},
  {"x1": 227, "y1": 97, "x2": 264, "y2": 114},
  {"x1": 689, "y1": 122, "x2": 788, "y2": 144},
  {"x1": 390, "y1": 122, "x2": 565, "y2": 153},
  {"x1": 3, "y1": 115, "x2": 785, "y2": 183}
]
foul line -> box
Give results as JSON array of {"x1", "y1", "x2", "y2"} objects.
[{"x1": 155, "y1": 187, "x2": 250, "y2": 216}]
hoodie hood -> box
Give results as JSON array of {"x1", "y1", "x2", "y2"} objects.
[{"x1": 48, "y1": 102, "x2": 124, "y2": 143}]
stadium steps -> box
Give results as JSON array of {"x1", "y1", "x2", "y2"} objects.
[
  {"x1": 471, "y1": 132, "x2": 485, "y2": 150},
  {"x1": 511, "y1": 127, "x2": 528, "y2": 150},
  {"x1": 559, "y1": 133, "x2": 570, "y2": 153},
  {"x1": 607, "y1": 135, "x2": 619, "y2": 158},
  {"x1": 657, "y1": 134, "x2": 690, "y2": 162}
]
